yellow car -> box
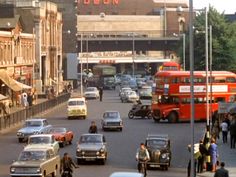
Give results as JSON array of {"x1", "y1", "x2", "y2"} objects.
[{"x1": 67, "y1": 97, "x2": 87, "y2": 119}]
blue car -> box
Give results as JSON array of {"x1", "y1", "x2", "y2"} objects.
[{"x1": 16, "y1": 118, "x2": 52, "y2": 143}]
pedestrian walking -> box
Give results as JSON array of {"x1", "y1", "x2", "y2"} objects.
[
  {"x1": 27, "y1": 91, "x2": 33, "y2": 107},
  {"x1": 229, "y1": 119, "x2": 236, "y2": 149},
  {"x1": 209, "y1": 138, "x2": 218, "y2": 172},
  {"x1": 21, "y1": 91, "x2": 28, "y2": 107},
  {"x1": 197, "y1": 140, "x2": 208, "y2": 173},
  {"x1": 220, "y1": 119, "x2": 229, "y2": 143},
  {"x1": 99, "y1": 87, "x2": 103, "y2": 102},
  {"x1": 214, "y1": 162, "x2": 229, "y2": 177}
]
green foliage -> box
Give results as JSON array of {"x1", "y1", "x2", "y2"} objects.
[{"x1": 177, "y1": 6, "x2": 236, "y2": 71}]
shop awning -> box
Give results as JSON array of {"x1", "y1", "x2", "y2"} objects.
[
  {"x1": 0, "y1": 70, "x2": 31, "y2": 91},
  {"x1": 0, "y1": 94, "x2": 8, "y2": 101}
]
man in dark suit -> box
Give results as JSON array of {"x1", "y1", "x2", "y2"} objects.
[{"x1": 214, "y1": 162, "x2": 229, "y2": 177}]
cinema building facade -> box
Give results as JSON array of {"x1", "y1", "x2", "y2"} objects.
[{"x1": 76, "y1": 0, "x2": 190, "y2": 74}]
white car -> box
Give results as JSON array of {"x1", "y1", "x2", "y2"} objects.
[
  {"x1": 109, "y1": 172, "x2": 144, "y2": 177},
  {"x1": 67, "y1": 97, "x2": 87, "y2": 119},
  {"x1": 84, "y1": 87, "x2": 99, "y2": 99},
  {"x1": 24, "y1": 134, "x2": 60, "y2": 154}
]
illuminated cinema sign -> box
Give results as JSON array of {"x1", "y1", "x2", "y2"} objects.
[{"x1": 79, "y1": 0, "x2": 119, "y2": 5}]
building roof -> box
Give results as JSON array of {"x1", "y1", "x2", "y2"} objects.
[
  {"x1": 15, "y1": 8, "x2": 34, "y2": 33},
  {"x1": 0, "y1": 14, "x2": 20, "y2": 29}
]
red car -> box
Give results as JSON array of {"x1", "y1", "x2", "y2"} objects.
[{"x1": 48, "y1": 127, "x2": 73, "y2": 147}]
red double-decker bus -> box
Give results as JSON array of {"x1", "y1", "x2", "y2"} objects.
[
  {"x1": 151, "y1": 71, "x2": 236, "y2": 123},
  {"x1": 159, "y1": 61, "x2": 181, "y2": 71}
]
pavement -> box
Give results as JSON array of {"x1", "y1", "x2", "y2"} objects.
[{"x1": 197, "y1": 136, "x2": 236, "y2": 177}]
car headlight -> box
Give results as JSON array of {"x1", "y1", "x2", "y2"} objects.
[
  {"x1": 100, "y1": 148, "x2": 105, "y2": 153},
  {"x1": 96, "y1": 151, "x2": 100, "y2": 155},
  {"x1": 82, "y1": 151, "x2": 85, "y2": 155},
  {"x1": 77, "y1": 148, "x2": 81, "y2": 152},
  {"x1": 161, "y1": 153, "x2": 168, "y2": 159},
  {"x1": 36, "y1": 168, "x2": 41, "y2": 173},
  {"x1": 10, "y1": 167, "x2": 15, "y2": 173},
  {"x1": 17, "y1": 132, "x2": 22, "y2": 136}
]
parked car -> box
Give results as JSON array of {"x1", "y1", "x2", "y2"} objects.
[
  {"x1": 76, "y1": 133, "x2": 108, "y2": 164},
  {"x1": 136, "y1": 78, "x2": 146, "y2": 89},
  {"x1": 84, "y1": 87, "x2": 99, "y2": 99},
  {"x1": 25, "y1": 134, "x2": 60, "y2": 154},
  {"x1": 119, "y1": 87, "x2": 132, "y2": 97},
  {"x1": 123, "y1": 91, "x2": 139, "y2": 103},
  {"x1": 67, "y1": 96, "x2": 87, "y2": 119},
  {"x1": 10, "y1": 147, "x2": 60, "y2": 177},
  {"x1": 139, "y1": 86, "x2": 152, "y2": 100},
  {"x1": 145, "y1": 134, "x2": 171, "y2": 170},
  {"x1": 47, "y1": 127, "x2": 73, "y2": 147},
  {"x1": 128, "y1": 79, "x2": 138, "y2": 91},
  {"x1": 16, "y1": 118, "x2": 52, "y2": 143},
  {"x1": 109, "y1": 172, "x2": 144, "y2": 177},
  {"x1": 101, "y1": 111, "x2": 123, "y2": 131}
]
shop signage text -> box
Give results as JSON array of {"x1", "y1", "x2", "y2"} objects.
[{"x1": 79, "y1": 0, "x2": 119, "y2": 5}]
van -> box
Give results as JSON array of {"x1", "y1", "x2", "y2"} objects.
[{"x1": 67, "y1": 97, "x2": 87, "y2": 119}]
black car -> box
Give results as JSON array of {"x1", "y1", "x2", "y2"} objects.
[{"x1": 145, "y1": 134, "x2": 171, "y2": 170}]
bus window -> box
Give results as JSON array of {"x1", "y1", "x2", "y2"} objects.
[
  {"x1": 160, "y1": 96, "x2": 179, "y2": 104},
  {"x1": 226, "y1": 77, "x2": 236, "y2": 83},
  {"x1": 215, "y1": 97, "x2": 225, "y2": 102},
  {"x1": 181, "y1": 77, "x2": 190, "y2": 83},
  {"x1": 172, "y1": 77, "x2": 179, "y2": 83},
  {"x1": 214, "y1": 77, "x2": 226, "y2": 83},
  {"x1": 181, "y1": 98, "x2": 190, "y2": 104},
  {"x1": 194, "y1": 78, "x2": 205, "y2": 83}
]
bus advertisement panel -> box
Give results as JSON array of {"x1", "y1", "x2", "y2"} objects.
[{"x1": 152, "y1": 71, "x2": 236, "y2": 123}]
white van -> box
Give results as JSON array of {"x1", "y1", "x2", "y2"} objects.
[{"x1": 67, "y1": 97, "x2": 87, "y2": 119}]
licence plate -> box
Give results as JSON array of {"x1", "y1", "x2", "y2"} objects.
[
  {"x1": 86, "y1": 158, "x2": 95, "y2": 161},
  {"x1": 150, "y1": 164, "x2": 159, "y2": 167}
]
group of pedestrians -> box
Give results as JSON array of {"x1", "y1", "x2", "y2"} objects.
[
  {"x1": 219, "y1": 114, "x2": 236, "y2": 149},
  {"x1": 20, "y1": 90, "x2": 35, "y2": 107}
]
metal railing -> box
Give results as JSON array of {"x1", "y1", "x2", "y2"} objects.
[{"x1": 0, "y1": 93, "x2": 70, "y2": 131}]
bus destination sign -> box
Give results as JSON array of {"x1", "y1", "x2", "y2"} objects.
[{"x1": 78, "y1": 0, "x2": 119, "y2": 5}]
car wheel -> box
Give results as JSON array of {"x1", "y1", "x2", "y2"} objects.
[
  {"x1": 100, "y1": 159, "x2": 106, "y2": 165},
  {"x1": 119, "y1": 128, "x2": 122, "y2": 131},
  {"x1": 67, "y1": 116, "x2": 71, "y2": 120},
  {"x1": 165, "y1": 165, "x2": 169, "y2": 171},
  {"x1": 18, "y1": 138, "x2": 24, "y2": 143},
  {"x1": 147, "y1": 112, "x2": 153, "y2": 119},
  {"x1": 168, "y1": 112, "x2": 178, "y2": 123},
  {"x1": 51, "y1": 169, "x2": 57, "y2": 177},
  {"x1": 77, "y1": 159, "x2": 82, "y2": 164},
  {"x1": 83, "y1": 116, "x2": 86, "y2": 119},
  {"x1": 128, "y1": 111, "x2": 134, "y2": 119}
]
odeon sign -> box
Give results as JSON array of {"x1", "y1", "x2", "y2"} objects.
[{"x1": 78, "y1": 0, "x2": 119, "y2": 5}]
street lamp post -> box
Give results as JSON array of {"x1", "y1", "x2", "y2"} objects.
[
  {"x1": 132, "y1": 32, "x2": 135, "y2": 78},
  {"x1": 80, "y1": 34, "x2": 83, "y2": 95},
  {"x1": 182, "y1": 33, "x2": 186, "y2": 71},
  {"x1": 189, "y1": 1, "x2": 195, "y2": 177}
]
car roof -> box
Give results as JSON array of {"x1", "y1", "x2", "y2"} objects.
[
  {"x1": 25, "y1": 118, "x2": 46, "y2": 122},
  {"x1": 109, "y1": 172, "x2": 144, "y2": 177},
  {"x1": 68, "y1": 97, "x2": 85, "y2": 101},
  {"x1": 81, "y1": 133, "x2": 103, "y2": 136},
  {"x1": 23, "y1": 147, "x2": 51, "y2": 152},
  {"x1": 29, "y1": 134, "x2": 53, "y2": 138},
  {"x1": 146, "y1": 134, "x2": 169, "y2": 140}
]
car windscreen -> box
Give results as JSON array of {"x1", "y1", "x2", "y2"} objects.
[
  {"x1": 86, "y1": 88, "x2": 96, "y2": 92},
  {"x1": 48, "y1": 127, "x2": 66, "y2": 134},
  {"x1": 80, "y1": 135, "x2": 102, "y2": 143},
  {"x1": 68, "y1": 100, "x2": 84, "y2": 106},
  {"x1": 28, "y1": 137, "x2": 51, "y2": 144},
  {"x1": 103, "y1": 112, "x2": 118, "y2": 119},
  {"x1": 147, "y1": 139, "x2": 167, "y2": 148},
  {"x1": 25, "y1": 121, "x2": 42, "y2": 127},
  {"x1": 19, "y1": 151, "x2": 46, "y2": 161}
]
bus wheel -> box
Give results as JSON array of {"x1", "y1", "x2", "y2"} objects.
[{"x1": 168, "y1": 112, "x2": 178, "y2": 123}]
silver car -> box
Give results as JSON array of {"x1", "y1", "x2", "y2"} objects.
[
  {"x1": 16, "y1": 119, "x2": 52, "y2": 143},
  {"x1": 10, "y1": 147, "x2": 60, "y2": 177},
  {"x1": 109, "y1": 172, "x2": 144, "y2": 177},
  {"x1": 76, "y1": 134, "x2": 108, "y2": 165},
  {"x1": 84, "y1": 87, "x2": 99, "y2": 99},
  {"x1": 101, "y1": 111, "x2": 123, "y2": 131}
]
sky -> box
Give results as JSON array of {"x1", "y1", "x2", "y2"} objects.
[{"x1": 193, "y1": 0, "x2": 236, "y2": 14}]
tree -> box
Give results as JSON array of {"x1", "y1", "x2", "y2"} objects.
[
  {"x1": 177, "y1": 6, "x2": 236, "y2": 71},
  {"x1": 195, "y1": 6, "x2": 236, "y2": 71}
]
